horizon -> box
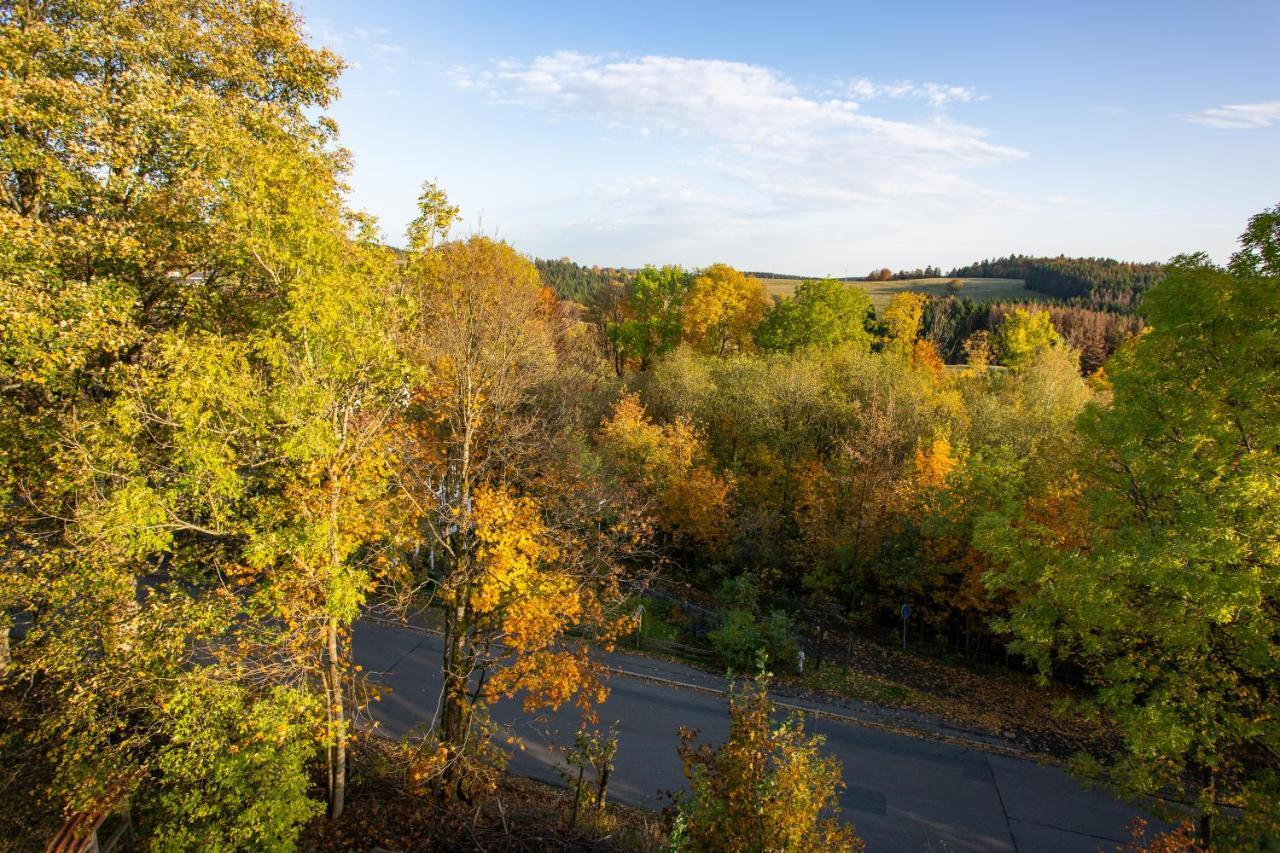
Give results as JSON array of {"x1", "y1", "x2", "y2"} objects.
[{"x1": 298, "y1": 0, "x2": 1277, "y2": 274}]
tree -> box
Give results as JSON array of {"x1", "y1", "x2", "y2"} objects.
[
  {"x1": 610, "y1": 265, "x2": 692, "y2": 370},
  {"x1": 993, "y1": 307, "x2": 1064, "y2": 368},
  {"x1": 0, "y1": 0, "x2": 396, "y2": 839},
  {"x1": 979, "y1": 210, "x2": 1280, "y2": 845},
  {"x1": 755, "y1": 279, "x2": 874, "y2": 353},
  {"x1": 406, "y1": 179, "x2": 460, "y2": 252},
  {"x1": 681, "y1": 264, "x2": 771, "y2": 356},
  {"x1": 673, "y1": 673, "x2": 862, "y2": 852},
  {"x1": 397, "y1": 235, "x2": 638, "y2": 793},
  {"x1": 879, "y1": 291, "x2": 926, "y2": 354},
  {"x1": 597, "y1": 394, "x2": 732, "y2": 556}
]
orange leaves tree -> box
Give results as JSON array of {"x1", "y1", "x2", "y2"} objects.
[
  {"x1": 395, "y1": 231, "x2": 643, "y2": 793},
  {"x1": 673, "y1": 674, "x2": 863, "y2": 852},
  {"x1": 597, "y1": 393, "x2": 732, "y2": 557}
]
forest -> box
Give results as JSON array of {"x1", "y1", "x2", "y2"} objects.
[
  {"x1": 2, "y1": 2, "x2": 1278, "y2": 851},
  {"x1": 948, "y1": 255, "x2": 1167, "y2": 310}
]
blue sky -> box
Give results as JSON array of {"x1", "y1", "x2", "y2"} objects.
[{"x1": 297, "y1": 0, "x2": 1279, "y2": 275}]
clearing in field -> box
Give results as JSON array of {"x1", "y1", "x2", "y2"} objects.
[{"x1": 759, "y1": 276, "x2": 1048, "y2": 310}]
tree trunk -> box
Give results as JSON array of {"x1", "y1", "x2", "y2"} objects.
[
  {"x1": 440, "y1": 597, "x2": 473, "y2": 791},
  {"x1": 326, "y1": 617, "x2": 346, "y2": 820},
  {"x1": 1196, "y1": 766, "x2": 1215, "y2": 845}
]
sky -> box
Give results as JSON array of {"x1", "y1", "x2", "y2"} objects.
[{"x1": 296, "y1": 0, "x2": 1279, "y2": 276}]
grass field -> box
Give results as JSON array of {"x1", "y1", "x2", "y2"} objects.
[{"x1": 759, "y1": 276, "x2": 1047, "y2": 310}]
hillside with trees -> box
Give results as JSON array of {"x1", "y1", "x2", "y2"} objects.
[
  {"x1": 536, "y1": 257, "x2": 632, "y2": 302},
  {"x1": 949, "y1": 255, "x2": 1166, "y2": 311}
]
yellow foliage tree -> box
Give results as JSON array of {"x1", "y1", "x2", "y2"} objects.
[
  {"x1": 681, "y1": 264, "x2": 771, "y2": 356},
  {"x1": 397, "y1": 231, "x2": 638, "y2": 794},
  {"x1": 674, "y1": 674, "x2": 863, "y2": 852},
  {"x1": 880, "y1": 291, "x2": 927, "y2": 353}
]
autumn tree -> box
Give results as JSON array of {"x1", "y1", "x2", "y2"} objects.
[
  {"x1": 879, "y1": 291, "x2": 927, "y2": 354},
  {"x1": 980, "y1": 208, "x2": 1280, "y2": 845},
  {"x1": 673, "y1": 673, "x2": 862, "y2": 852},
  {"x1": 597, "y1": 394, "x2": 732, "y2": 556},
  {"x1": 0, "y1": 0, "x2": 402, "y2": 841},
  {"x1": 397, "y1": 232, "x2": 640, "y2": 793},
  {"x1": 993, "y1": 306, "x2": 1064, "y2": 368},
  {"x1": 681, "y1": 264, "x2": 771, "y2": 356}
]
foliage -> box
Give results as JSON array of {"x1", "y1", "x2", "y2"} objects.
[
  {"x1": 756, "y1": 278, "x2": 874, "y2": 353},
  {"x1": 992, "y1": 307, "x2": 1065, "y2": 368},
  {"x1": 536, "y1": 257, "x2": 632, "y2": 303},
  {"x1": 673, "y1": 674, "x2": 862, "y2": 852},
  {"x1": 0, "y1": 0, "x2": 403, "y2": 832},
  {"x1": 396, "y1": 233, "x2": 640, "y2": 792},
  {"x1": 879, "y1": 291, "x2": 927, "y2": 353},
  {"x1": 610, "y1": 265, "x2": 693, "y2": 369},
  {"x1": 598, "y1": 393, "x2": 732, "y2": 554},
  {"x1": 681, "y1": 264, "x2": 771, "y2": 356},
  {"x1": 141, "y1": 678, "x2": 323, "y2": 852},
  {"x1": 979, "y1": 211, "x2": 1280, "y2": 844},
  {"x1": 709, "y1": 608, "x2": 797, "y2": 673},
  {"x1": 559, "y1": 723, "x2": 620, "y2": 827}
]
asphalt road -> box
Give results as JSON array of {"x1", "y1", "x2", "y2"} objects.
[{"x1": 354, "y1": 620, "x2": 1162, "y2": 852}]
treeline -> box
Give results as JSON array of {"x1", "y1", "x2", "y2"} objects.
[
  {"x1": 535, "y1": 257, "x2": 632, "y2": 302},
  {"x1": 922, "y1": 297, "x2": 1142, "y2": 373},
  {"x1": 949, "y1": 254, "x2": 1165, "y2": 311}
]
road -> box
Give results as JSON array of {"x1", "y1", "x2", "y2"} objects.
[{"x1": 354, "y1": 620, "x2": 1163, "y2": 852}]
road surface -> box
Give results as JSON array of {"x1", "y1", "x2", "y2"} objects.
[{"x1": 354, "y1": 620, "x2": 1162, "y2": 852}]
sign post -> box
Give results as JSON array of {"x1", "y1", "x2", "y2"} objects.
[{"x1": 900, "y1": 603, "x2": 911, "y2": 651}]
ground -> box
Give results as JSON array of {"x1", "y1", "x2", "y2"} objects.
[
  {"x1": 301, "y1": 736, "x2": 665, "y2": 852},
  {"x1": 758, "y1": 276, "x2": 1046, "y2": 309}
]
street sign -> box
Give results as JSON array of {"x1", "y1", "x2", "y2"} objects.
[{"x1": 900, "y1": 604, "x2": 912, "y2": 650}]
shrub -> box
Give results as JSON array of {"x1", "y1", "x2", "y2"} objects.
[{"x1": 672, "y1": 675, "x2": 862, "y2": 852}]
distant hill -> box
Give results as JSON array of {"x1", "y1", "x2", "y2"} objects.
[{"x1": 948, "y1": 255, "x2": 1164, "y2": 312}]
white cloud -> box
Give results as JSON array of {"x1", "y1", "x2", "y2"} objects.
[
  {"x1": 845, "y1": 77, "x2": 979, "y2": 107},
  {"x1": 1179, "y1": 100, "x2": 1280, "y2": 129},
  {"x1": 450, "y1": 52, "x2": 1034, "y2": 267},
  {"x1": 454, "y1": 52, "x2": 1021, "y2": 210}
]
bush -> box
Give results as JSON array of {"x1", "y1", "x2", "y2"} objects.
[
  {"x1": 672, "y1": 674, "x2": 862, "y2": 852},
  {"x1": 708, "y1": 608, "x2": 797, "y2": 672}
]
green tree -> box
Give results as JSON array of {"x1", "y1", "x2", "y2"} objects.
[
  {"x1": 756, "y1": 279, "x2": 874, "y2": 353},
  {"x1": 610, "y1": 264, "x2": 692, "y2": 369},
  {"x1": 979, "y1": 209, "x2": 1280, "y2": 845},
  {"x1": 0, "y1": 0, "x2": 393, "y2": 840}
]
